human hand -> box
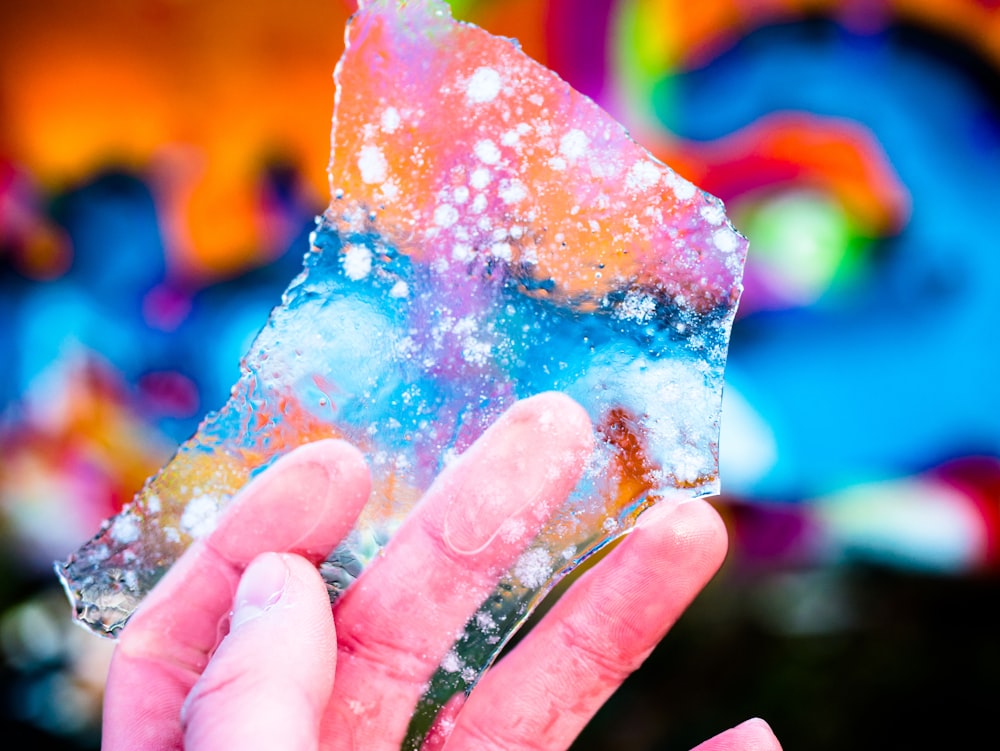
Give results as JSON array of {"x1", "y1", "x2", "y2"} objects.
[{"x1": 102, "y1": 392, "x2": 781, "y2": 751}]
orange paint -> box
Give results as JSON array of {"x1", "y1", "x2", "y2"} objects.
[{"x1": 649, "y1": 113, "x2": 911, "y2": 236}]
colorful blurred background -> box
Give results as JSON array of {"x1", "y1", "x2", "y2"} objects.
[{"x1": 1, "y1": 0, "x2": 997, "y2": 747}]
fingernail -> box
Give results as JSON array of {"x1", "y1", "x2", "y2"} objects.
[
  {"x1": 737, "y1": 717, "x2": 778, "y2": 741},
  {"x1": 443, "y1": 409, "x2": 563, "y2": 555},
  {"x1": 231, "y1": 553, "x2": 289, "y2": 630}
]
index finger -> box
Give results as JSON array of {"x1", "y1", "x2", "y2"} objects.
[{"x1": 103, "y1": 439, "x2": 371, "y2": 751}]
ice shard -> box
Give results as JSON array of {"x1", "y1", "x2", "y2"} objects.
[{"x1": 57, "y1": 0, "x2": 747, "y2": 739}]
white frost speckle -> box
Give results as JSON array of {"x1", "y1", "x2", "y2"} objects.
[
  {"x1": 490, "y1": 242, "x2": 513, "y2": 261},
  {"x1": 463, "y1": 337, "x2": 492, "y2": 366},
  {"x1": 180, "y1": 495, "x2": 221, "y2": 539},
  {"x1": 475, "y1": 611, "x2": 497, "y2": 631},
  {"x1": 499, "y1": 179, "x2": 527, "y2": 205},
  {"x1": 672, "y1": 175, "x2": 696, "y2": 201},
  {"x1": 434, "y1": 204, "x2": 460, "y2": 228},
  {"x1": 626, "y1": 160, "x2": 661, "y2": 192},
  {"x1": 452, "y1": 243, "x2": 474, "y2": 262},
  {"x1": 343, "y1": 243, "x2": 373, "y2": 280},
  {"x1": 389, "y1": 281, "x2": 409, "y2": 298},
  {"x1": 559, "y1": 129, "x2": 589, "y2": 160},
  {"x1": 713, "y1": 227, "x2": 740, "y2": 254},
  {"x1": 700, "y1": 202, "x2": 725, "y2": 225},
  {"x1": 474, "y1": 139, "x2": 501, "y2": 165},
  {"x1": 514, "y1": 548, "x2": 552, "y2": 589},
  {"x1": 378, "y1": 180, "x2": 399, "y2": 202},
  {"x1": 358, "y1": 145, "x2": 388, "y2": 184},
  {"x1": 453, "y1": 185, "x2": 470, "y2": 204},
  {"x1": 616, "y1": 290, "x2": 657, "y2": 323},
  {"x1": 470, "y1": 167, "x2": 491, "y2": 190},
  {"x1": 380, "y1": 107, "x2": 400, "y2": 133},
  {"x1": 145, "y1": 494, "x2": 161, "y2": 514},
  {"x1": 671, "y1": 448, "x2": 707, "y2": 484},
  {"x1": 441, "y1": 649, "x2": 463, "y2": 673},
  {"x1": 471, "y1": 194, "x2": 488, "y2": 213},
  {"x1": 110, "y1": 515, "x2": 141, "y2": 545},
  {"x1": 466, "y1": 66, "x2": 502, "y2": 103},
  {"x1": 548, "y1": 156, "x2": 567, "y2": 171}
]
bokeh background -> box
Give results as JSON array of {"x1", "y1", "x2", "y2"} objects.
[{"x1": 1, "y1": 0, "x2": 998, "y2": 747}]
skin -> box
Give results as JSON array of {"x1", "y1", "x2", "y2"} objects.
[{"x1": 103, "y1": 392, "x2": 782, "y2": 751}]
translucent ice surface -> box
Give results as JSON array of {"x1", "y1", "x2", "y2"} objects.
[{"x1": 57, "y1": 0, "x2": 747, "y2": 741}]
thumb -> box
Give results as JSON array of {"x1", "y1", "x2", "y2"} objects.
[{"x1": 181, "y1": 553, "x2": 337, "y2": 750}]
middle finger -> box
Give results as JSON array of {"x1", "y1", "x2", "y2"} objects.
[{"x1": 323, "y1": 392, "x2": 593, "y2": 750}]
